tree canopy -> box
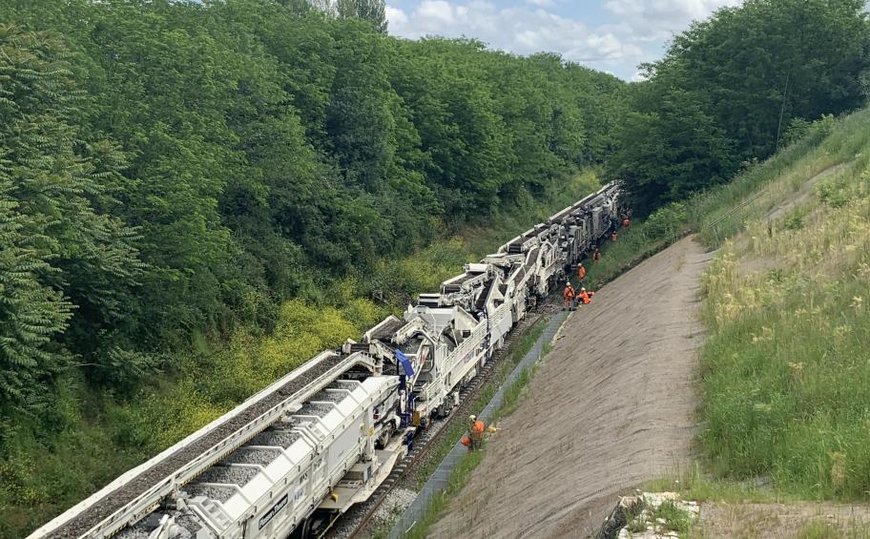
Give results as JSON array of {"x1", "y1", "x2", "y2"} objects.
[
  {"x1": 608, "y1": 0, "x2": 870, "y2": 213},
  {"x1": 0, "y1": 0, "x2": 626, "y2": 410}
]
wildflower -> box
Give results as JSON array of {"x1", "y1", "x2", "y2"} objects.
[
  {"x1": 788, "y1": 361, "x2": 804, "y2": 372},
  {"x1": 788, "y1": 362, "x2": 804, "y2": 381},
  {"x1": 833, "y1": 325, "x2": 852, "y2": 340}
]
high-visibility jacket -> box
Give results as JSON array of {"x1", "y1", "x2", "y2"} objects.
[
  {"x1": 593, "y1": 250, "x2": 601, "y2": 261},
  {"x1": 578, "y1": 291, "x2": 594, "y2": 304},
  {"x1": 563, "y1": 286, "x2": 575, "y2": 299},
  {"x1": 577, "y1": 266, "x2": 586, "y2": 280},
  {"x1": 470, "y1": 420, "x2": 485, "y2": 440}
]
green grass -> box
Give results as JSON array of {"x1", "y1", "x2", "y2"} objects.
[
  {"x1": 798, "y1": 520, "x2": 870, "y2": 539},
  {"x1": 689, "y1": 110, "x2": 870, "y2": 247},
  {"x1": 693, "y1": 108, "x2": 870, "y2": 501},
  {"x1": 624, "y1": 497, "x2": 697, "y2": 538},
  {"x1": 654, "y1": 500, "x2": 693, "y2": 534},
  {"x1": 589, "y1": 108, "x2": 870, "y2": 538},
  {"x1": 634, "y1": 109, "x2": 870, "y2": 507},
  {"x1": 645, "y1": 464, "x2": 785, "y2": 504}
]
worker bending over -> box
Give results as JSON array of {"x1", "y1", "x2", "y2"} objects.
[
  {"x1": 577, "y1": 287, "x2": 595, "y2": 304},
  {"x1": 468, "y1": 415, "x2": 486, "y2": 450},
  {"x1": 563, "y1": 282, "x2": 575, "y2": 310}
]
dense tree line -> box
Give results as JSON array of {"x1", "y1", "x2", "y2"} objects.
[
  {"x1": 0, "y1": 0, "x2": 626, "y2": 415},
  {"x1": 609, "y1": 0, "x2": 870, "y2": 213}
]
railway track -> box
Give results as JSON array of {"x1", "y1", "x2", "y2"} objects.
[{"x1": 323, "y1": 302, "x2": 557, "y2": 539}]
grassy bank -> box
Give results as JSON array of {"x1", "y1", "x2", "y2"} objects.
[
  {"x1": 697, "y1": 113, "x2": 870, "y2": 499},
  {"x1": 634, "y1": 108, "x2": 870, "y2": 511},
  {"x1": 0, "y1": 172, "x2": 599, "y2": 538}
]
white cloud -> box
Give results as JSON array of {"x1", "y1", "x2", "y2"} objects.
[
  {"x1": 417, "y1": 0, "x2": 457, "y2": 24},
  {"x1": 387, "y1": 0, "x2": 644, "y2": 66},
  {"x1": 603, "y1": 0, "x2": 742, "y2": 41},
  {"x1": 385, "y1": 0, "x2": 745, "y2": 79},
  {"x1": 385, "y1": 5, "x2": 409, "y2": 27}
]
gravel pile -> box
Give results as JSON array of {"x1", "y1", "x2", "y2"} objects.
[
  {"x1": 296, "y1": 402, "x2": 335, "y2": 417},
  {"x1": 312, "y1": 390, "x2": 348, "y2": 403},
  {"x1": 183, "y1": 484, "x2": 236, "y2": 504},
  {"x1": 249, "y1": 429, "x2": 302, "y2": 448},
  {"x1": 195, "y1": 465, "x2": 259, "y2": 486},
  {"x1": 371, "y1": 488, "x2": 418, "y2": 527},
  {"x1": 115, "y1": 524, "x2": 152, "y2": 539},
  {"x1": 116, "y1": 514, "x2": 197, "y2": 539},
  {"x1": 223, "y1": 447, "x2": 282, "y2": 466}
]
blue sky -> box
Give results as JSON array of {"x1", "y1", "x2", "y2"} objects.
[{"x1": 385, "y1": 0, "x2": 743, "y2": 80}]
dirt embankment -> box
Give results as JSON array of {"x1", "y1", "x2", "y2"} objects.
[{"x1": 430, "y1": 236, "x2": 712, "y2": 539}]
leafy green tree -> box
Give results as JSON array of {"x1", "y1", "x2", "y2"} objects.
[
  {"x1": 336, "y1": 0, "x2": 387, "y2": 32},
  {"x1": 610, "y1": 0, "x2": 870, "y2": 213},
  {"x1": 0, "y1": 175, "x2": 71, "y2": 405},
  {"x1": 0, "y1": 25, "x2": 145, "y2": 399},
  {"x1": 309, "y1": 0, "x2": 387, "y2": 31}
]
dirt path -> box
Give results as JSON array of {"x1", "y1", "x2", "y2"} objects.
[{"x1": 430, "y1": 236, "x2": 712, "y2": 539}]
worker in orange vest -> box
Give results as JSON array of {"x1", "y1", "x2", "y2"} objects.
[
  {"x1": 622, "y1": 216, "x2": 631, "y2": 229},
  {"x1": 577, "y1": 262, "x2": 587, "y2": 283},
  {"x1": 468, "y1": 415, "x2": 486, "y2": 450},
  {"x1": 592, "y1": 247, "x2": 601, "y2": 262},
  {"x1": 611, "y1": 230, "x2": 619, "y2": 242},
  {"x1": 563, "y1": 283, "x2": 575, "y2": 310},
  {"x1": 578, "y1": 287, "x2": 595, "y2": 304}
]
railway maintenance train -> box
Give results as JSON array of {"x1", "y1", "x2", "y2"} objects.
[{"x1": 29, "y1": 183, "x2": 620, "y2": 539}]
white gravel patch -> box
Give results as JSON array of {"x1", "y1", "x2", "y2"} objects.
[{"x1": 372, "y1": 488, "x2": 418, "y2": 527}]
